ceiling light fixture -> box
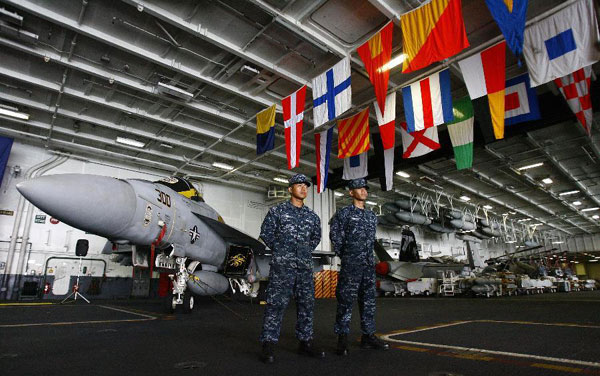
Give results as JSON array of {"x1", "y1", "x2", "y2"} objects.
[
  {"x1": 552, "y1": 241, "x2": 564, "y2": 244},
  {"x1": 483, "y1": 205, "x2": 493, "y2": 209},
  {"x1": 459, "y1": 195, "x2": 470, "y2": 201},
  {"x1": 212, "y1": 162, "x2": 234, "y2": 171},
  {"x1": 530, "y1": 223, "x2": 543, "y2": 226},
  {"x1": 542, "y1": 177, "x2": 553, "y2": 184},
  {"x1": 159, "y1": 143, "x2": 173, "y2": 149},
  {"x1": 593, "y1": 215, "x2": 600, "y2": 220},
  {"x1": 559, "y1": 190, "x2": 580, "y2": 196},
  {"x1": 396, "y1": 171, "x2": 410, "y2": 178},
  {"x1": 273, "y1": 177, "x2": 288, "y2": 184},
  {"x1": 573, "y1": 201, "x2": 582, "y2": 206},
  {"x1": 517, "y1": 162, "x2": 544, "y2": 171},
  {"x1": 589, "y1": 259, "x2": 598, "y2": 262},
  {"x1": 116, "y1": 136, "x2": 145, "y2": 148},
  {"x1": 378, "y1": 53, "x2": 407, "y2": 73},
  {"x1": 334, "y1": 192, "x2": 344, "y2": 197},
  {"x1": 506, "y1": 240, "x2": 517, "y2": 243},
  {"x1": 518, "y1": 218, "x2": 531, "y2": 222},
  {"x1": 581, "y1": 207, "x2": 600, "y2": 212},
  {"x1": 366, "y1": 201, "x2": 377, "y2": 206},
  {"x1": 0, "y1": 106, "x2": 30, "y2": 120}
]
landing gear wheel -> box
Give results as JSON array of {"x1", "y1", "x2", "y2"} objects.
[
  {"x1": 163, "y1": 296, "x2": 176, "y2": 314},
  {"x1": 182, "y1": 292, "x2": 194, "y2": 314}
]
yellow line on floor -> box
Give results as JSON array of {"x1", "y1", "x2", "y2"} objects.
[
  {"x1": 0, "y1": 318, "x2": 154, "y2": 328},
  {"x1": 395, "y1": 345, "x2": 430, "y2": 352},
  {"x1": 531, "y1": 363, "x2": 584, "y2": 373},
  {"x1": 0, "y1": 302, "x2": 54, "y2": 307}
]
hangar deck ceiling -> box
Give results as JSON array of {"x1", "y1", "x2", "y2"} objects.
[{"x1": 0, "y1": 0, "x2": 599, "y2": 238}]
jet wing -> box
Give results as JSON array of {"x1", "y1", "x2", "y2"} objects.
[
  {"x1": 374, "y1": 240, "x2": 394, "y2": 262},
  {"x1": 193, "y1": 213, "x2": 266, "y2": 254}
]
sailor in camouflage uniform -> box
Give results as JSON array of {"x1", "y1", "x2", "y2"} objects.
[
  {"x1": 258, "y1": 174, "x2": 325, "y2": 363},
  {"x1": 330, "y1": 178, "x2": 389, "y2": 355}
]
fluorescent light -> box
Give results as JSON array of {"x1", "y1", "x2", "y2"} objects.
[
  {"x1": 506, "y1": 240, "x2": 517, "y2": 243},
  {"x1": 159, "y1": 143, "x2": 173, "y2": 149},
  {"x1": 542, "y1": 178, "x2": 553, "y2": 184},
  {"x1": 273, "y1": 177, "x2": 288, "y2": 184},
  {"x1": 378, "y1": 53, "x2": 407, "y2": 73},
  {"x1": 0, "y1": 107, "x2": 30, "y2": 120},
  {"x1": 593, "y1": 215, "x2": 599, "y2": 219},
  {"x1": 552, "y1": 241, "x2": 564, "y2": 244},
  {"x1": 518, "y1": 218, "x2": 531, "y2": 222},
  {"x1": 517, "y1": 162, "x2": 543, "y2": 171},
  {"x1": 334, "y1": 192, "x2": 344, "y2": 197},
  {"x1": 483, "y1": 205, "x2": 493, "y2": 209},
  {"x1": 212, "y1": 162, "x2": 233, "y2": 171},
  {"x1": 573, "y1": 201, "x2": 582, "y2": 206},
  {"x1": 366, "y1": 201, "x2": 377, "y2": 206},
  {"x1": 459, "y1": 195, "x2": 470, "y2": 201},
  {"x1": 530, "y1": 223, "x2": 543, "y2": 226},
  {"x1": 509, "y1": 211, "x2": 517, "y2": 215},
  {"x1": 581, "y1": 207, "x2": 600, "y2": 212},
  {"x1": 589, "y1": 259, "x2": 598, "y2": 262},
  {"x1": 116, "y1": 136, "x2": 145, "y2": 148},
  {"x1": 156, "y1": 82, "x2": 193, "y2": 99},
  {"x1": 396, "y1": 171, "x2": 410, "y2": 178},
  {"x1": 559, "y1": 190, "x2": 579, "y2": 196}
]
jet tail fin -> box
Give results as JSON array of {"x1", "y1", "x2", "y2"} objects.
[{"x1": 374, "y1": 240, "x2": 394, "y2": 262}]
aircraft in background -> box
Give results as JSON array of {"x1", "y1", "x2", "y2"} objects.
[{"x1": 17, "y1": 174, "x2": 268, "y2": 312}]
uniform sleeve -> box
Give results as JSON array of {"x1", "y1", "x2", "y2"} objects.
[
  {"x1": 309, "y1": 214, "x2": 321, "y2": 250},
  {"x1": 259, "y1": 208, "x2": 277, "y2": 250},
  {"x1": 329, "y1": 211, "x2": 345, "y2": 256}
]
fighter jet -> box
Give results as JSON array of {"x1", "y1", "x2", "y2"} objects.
[{"x1": 16, "y1": 174, "x2": 268, "y2": 312}]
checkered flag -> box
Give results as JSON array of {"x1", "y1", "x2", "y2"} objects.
[{"x1": 554, "y1": 66, "x2": 593, "y2": 135}]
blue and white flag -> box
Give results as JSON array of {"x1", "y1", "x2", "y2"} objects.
[
  {"x1": 504, "y1": 73, "x2": 541, "y2": 126},
  {"x1": 312, "y1": 57, "x2": 352, "y2": 128},
  {"x1": 342, "y1": 151, "x2": 368, "y2": 180},
  {"x1": 315, "y1": 127, "x2": 333, "y2": 193},
  {"x1": 485, "y1": 0, "x2": 528, "y2": 63},
  {"x1": 523, "y1": 0, "x2": 600, "y2": 87}
]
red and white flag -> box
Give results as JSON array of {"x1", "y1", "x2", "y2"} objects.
[
  {"x1": 374, "y1": 92, "x2": 396, "y2": 150},
  {"x1": 282, "y1": 85, "x2": 307, "y2": 169},
  {"x1": 400, "y1": 122, "x2": 440, "y2": 159},
  {"x1": 554, "y1": 66, "x2": 593, "y2": 135},
  {"x1": 315, "y1": 127, "x2": 333, "y2": 193}
]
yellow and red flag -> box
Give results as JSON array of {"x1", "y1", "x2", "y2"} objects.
[
  {"x1": 357, "y1": 22, "x2": 393, "y2": 115},
  {"x1": 401, "y1": 0, "x2": 469, "y2": 73},
  {"x1": 337, "y1": 107, "x2": 370, "y2": 158}
]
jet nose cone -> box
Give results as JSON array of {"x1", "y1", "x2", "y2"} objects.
[{"x1": 17, "y1": 174, "x2": 137, "y2": 238}]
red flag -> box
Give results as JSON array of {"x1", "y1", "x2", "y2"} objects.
[
  {"x1": 554, "y1": 66, "x2": 593, "y2": 135},
  {"x1": 337, "y1": 107, "x2": 370, "y2": 158},
  {"x1": 357, "y1": 22, "x2": 393, "y2": 115},
  {"x1": 282, "y1": 85, "x2": 306, "y2": 169}
]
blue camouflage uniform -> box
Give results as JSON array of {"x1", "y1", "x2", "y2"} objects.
[
  {"x1": 330, "y1": 178, "x2": 378, "y2": 336},
  {"x1": 259, "y1": 174, "x2": 321, "y2": 343}
]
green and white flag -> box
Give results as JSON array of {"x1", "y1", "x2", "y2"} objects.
[{"x1": 446, "y1": 97, "x2": 474, "y2": 170}]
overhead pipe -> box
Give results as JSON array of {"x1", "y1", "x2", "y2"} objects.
[
  {"x1": 525, "y1": 134, "x2": 600, "y2": 230},
  {"x1": 417, "y1": 165, "x2": 576, "y2": 236},
  {"x1": 12, "y1": 156, "x2": 69, "y2": 299},
  {"x1": 0, "y1": 154, "x2": 61, "y2": 299}
]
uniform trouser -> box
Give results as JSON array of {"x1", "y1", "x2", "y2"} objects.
[
  {"x1": 259, "y1": 265, "x2": 314, "y2": 343},
  {"x1": 334, "y1": 264, "x2": 376, "y2": 335}
]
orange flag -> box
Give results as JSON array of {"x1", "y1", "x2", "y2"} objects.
[
  {"x1": 357, "y1": 22, "x2": 393, "y2": 115},
  {"x1": 337, "y1": 107, "x2": 370, "y2": 158}
]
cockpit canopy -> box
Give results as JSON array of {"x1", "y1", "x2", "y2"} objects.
[{"x1": 155, "y1": 177, "x2": 204, "y2": 202}]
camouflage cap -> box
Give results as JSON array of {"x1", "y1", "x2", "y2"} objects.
[
  {"x1": 288, "y1": 173, "x2": 311, "y2": 187},
  {"x1": 347, "y1": 178, "x2": 369, "y2": 190}
]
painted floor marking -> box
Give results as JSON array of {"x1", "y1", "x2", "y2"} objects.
[
  {"x1": 0, "y1": 304, "x2": 157, "y2": 328},
  {"x1": 0, "y1": 302, "x2": 54, "y2": 307},
  {"x1": 382, "y1": 320, "x2": 600, "y2": 369}
]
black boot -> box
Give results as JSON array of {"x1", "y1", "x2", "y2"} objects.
[
  {"x1": 336, "y1": 334, "x2": 349, "y2": 356},
  {"x1": 261, "y1": 341, "x2": 275, "y2": 363},
  {"x1": 298, "y1": 340, "x2": 326, "y2": 358},
  {"x1": 360, "y1": 334, "x2": 390, "y2": 350}
]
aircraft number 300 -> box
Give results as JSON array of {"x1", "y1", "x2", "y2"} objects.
[{"x1": 155, "y1": 189, "x2": 171, "y2": 207}]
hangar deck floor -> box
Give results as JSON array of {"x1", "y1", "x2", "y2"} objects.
[{"x1": 1, "y1": 292, "x2": 599, "y2": 376}]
